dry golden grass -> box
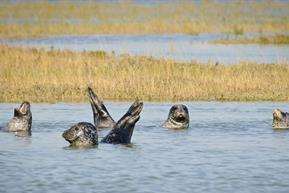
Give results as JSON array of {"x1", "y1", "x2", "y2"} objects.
[
  {"x1": 214, "y1": 34, "x2": 289, "y2": 44},
  {"x1": 0, "y1": 45, "x2": 289, "y2": 103},
  {"x1": 0, "y1": 1, "x2": 288, "y2": 39}
]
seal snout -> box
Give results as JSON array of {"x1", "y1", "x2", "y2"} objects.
[
  {"x1": 175, "y1": 111, "x2": 187, "y2": 122},
  {"x1": 18, "y1": 101, "x2": 31, "y2": 115},
  {"x1": 163, "y1": 104, "x2": 189, "y2": 129},
  {"x1": 273, "y1": 109, "x2": 283, "y2": 120},
  {"x1": 62, "y1": 130, "x2": 73, "y2": 142},
  {"x1": 62, "y1": 127, "x2": 78, "y2": 143},
  {"x1": 172, "y1": 105, "x2": 188, "y2": 121}
]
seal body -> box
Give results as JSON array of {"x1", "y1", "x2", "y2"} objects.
[
  {"x1": 101, "y1": 100, "x2": 143, "y2": 144},
  {"x1": 7, "y1": 101, "x2": 32, "y2": 132},
  {"x1": 88, "y1": 87, "x2": 115, "y2": 129},
  {"x1": 62, "y1": 122, "x2": 98, "y2": 147},
  {"x1": 272, "y1": 109, "x2": 289, "y2": 129},
  {"x1": 163, "y1": 104, "x2": 189, "y2": 129}
]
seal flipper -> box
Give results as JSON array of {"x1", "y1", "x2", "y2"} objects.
[
  {"x1": 87, "y1": 87, "x2": 115, "y2": 128},
  {"x1": 101, "y1": 100, "x2": 143, "y2": 144}
]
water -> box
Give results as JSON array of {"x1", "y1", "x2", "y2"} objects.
[
  {"x1": 2, "y1": 34, "x2": 289, "y2": 64},
  {"x1": 1, "y1": 102, "x2": 289, "y2": 193}
]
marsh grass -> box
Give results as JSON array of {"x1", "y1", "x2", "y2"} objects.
[
  {"x1": 214, "y1": 34, "x2": 289, "y2": 44},
  {"x1": 0, "y1": 45, "x2": 289, "y2": 103},
  {"x1": 0, "y1": 1, "x2": 289, "y2": 39}
]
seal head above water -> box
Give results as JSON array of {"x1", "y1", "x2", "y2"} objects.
[
  {"x1": 88, "y1": 87, "x2": 115, "y2": 129},
  {"x1": 62, "y1": 122, "x2": 98, "y2": 147},
  {"x1": 272, "y1": 109, "x2": 289, "y2": 129},
  {"x1": 7, "y1": 101, "x2": 32, "y2": 132},
  {"x1": 163, "y1": 104, "x2": 189, "y2": 129},
  {"x1": 101, "y1": 100, "x2": 143, "y2": 144}
]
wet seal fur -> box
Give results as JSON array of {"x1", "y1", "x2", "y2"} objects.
[
  {"x1": 6, "y1": 101, "x2": 32, "y2": 133},
  {"x1": 163, "y1": 104, "x2": 189, "y2": 129},
  {"x1": 101, "y1": 100, "x2": 143, "y2": 144},
  {"x1": 88, "y1": 87, "x2": 115, "y2": 129},
  {"x1": 272, "y1": 109, "x2": 289, "y2": 129},
  {"x1": 62, "y1": 88, "x2": 143, "y2": 147},
  {"x1": 62, "y1": 122, "x2": 98, "y2": 147}
]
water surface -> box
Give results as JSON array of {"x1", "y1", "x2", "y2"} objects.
[
  {"x1": 1, "y1": 102, "x2": 289, "y2": 193},
  {"x1": 2, "y1": 34, "x2": 289, "y2": 64}
]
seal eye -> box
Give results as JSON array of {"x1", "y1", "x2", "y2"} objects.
[
  {"x1": 171, "y1": 107, "x2": 177, "y2": 112},
  {"x1": 183, "y1": 106, "x2": 188, "y2": 113}
]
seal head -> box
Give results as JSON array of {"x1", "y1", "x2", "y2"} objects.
[
  {"x1": 7, "y1": 101, "x2": 32, "y2": 132},
  {"x1": 163, "y1": 104, "x2": 189, "y2": 129},
  {"x1": 272, "y1": 109, "x2": 289, "y2": 129},
  {"x1": 62, "y1": 122, "x2": 98, "y2": 147},
  {"x1": 88, "y1": 87, "x2": 115, "y2": 129},
  {"x1": 101, "y1": 100, "x2": 143, "y2": 144}
]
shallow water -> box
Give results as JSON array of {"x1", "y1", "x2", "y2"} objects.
[
  {"x1": 1, "y1": 102, "x2": 289, "y2": 193},
  {"x1": 2, "y1": 34, "x2": 289, "y2": 64}
]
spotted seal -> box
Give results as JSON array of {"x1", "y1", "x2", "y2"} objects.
[
  {"x1": 6, "y1": 101, "x2": 32, "y2": 132},
  {"x1": 88, "y1": 87, "x2": 115, "y2": 128},
  {"x1": 272, "y1": 109, "x2": 289, "y2": 129},
  {"x1": 62, "y1": 88, "x2": 143, "y2": 147},
  {"x1": 163, "y1": 104, "x2": 189, "y2": 129},
  {"x1": 101, "y1": 100, "x2": 143, "y2": 144},
  {"x1": 62, "y1": 122, "x2": 98, "y2": 147}
]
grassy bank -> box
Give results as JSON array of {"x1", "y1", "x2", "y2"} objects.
[
  {"x1": 0, "y1": 1, "x2": 289, "y2": 39},
  {"x1": 0, "y1": 45, "x2": 289, "y2": 102},
  {"x1": 214, "y1": 34, "x2": 289, "y2": 44}
]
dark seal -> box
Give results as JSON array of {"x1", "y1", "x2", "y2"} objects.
[
  {"x1": 272, "y1": 109, "x2": 289, "y2": 129},
  {"x1": 62, "y1": 122, "x2": 98, "y2": 147},
  {"x1": 101, "y1": 100, "x2": 143, "y2": 144},
  {"x1": 163, "y1": 104, "x2": 189, "y2": 129},
  {"x1": 6, "y1": 101, "x2": 32, "y2": 132},
  {"x1": 88, "y1": 87, "x2": 115, "y2": 129}
]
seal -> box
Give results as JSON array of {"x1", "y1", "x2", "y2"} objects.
[
  {"x1": 101, "y1": 100, "x2": 143, "y2": 144},
  {"x1": 163, "y1": 104, "x2": 189, "y2": 129},
  {"x1": 6, "y1": 101, "x2": 32, "y2": 132},
  {"x1": 62, "y1": 122, "x2": 98, "y2": 147},
  {"x1": 272, "y1": 109, "x2": 289, "y2": 129},
  {"x1": 88, "y1": 87, "x2": 115, "y2": 128}
]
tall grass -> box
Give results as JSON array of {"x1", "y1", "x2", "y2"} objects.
[
  {"x1": 0, "y1": 45, "x2": 289, "y2": 103},
  {"x1": 0, "y1": 1, "x2": 288, "y2": 38}
]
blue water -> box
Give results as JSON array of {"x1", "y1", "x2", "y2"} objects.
[
  {"x1": 1, "y1": 102, "x2": 289, "y2": 193},
  {"x1": 2, "y1": 34, "x2": 289, "y2": 64}
]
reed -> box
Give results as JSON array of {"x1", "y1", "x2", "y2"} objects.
[
  {"x1": 0, "y1": 1, "x2": 288, "y2": 39},
  {"x1": 0, "y1": 45, "x2": 289, "y2": 103}
]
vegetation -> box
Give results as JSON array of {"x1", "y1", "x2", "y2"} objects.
[
  {"x1": 214, "y1": 34, "x2": 289, "y2": 44},
  {"x1": 0, "y1": 45, "x2": 289, "y2": 103},
  {"x1": 0, "y1": 1, "x2": 288, "y2": 39}
]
